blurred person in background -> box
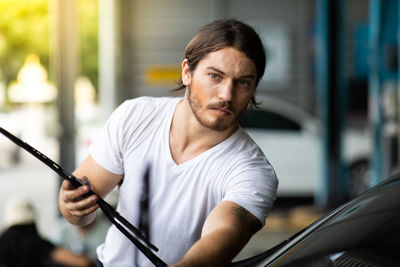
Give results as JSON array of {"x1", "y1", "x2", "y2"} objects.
[
  {"x1": 51, "y1": 191, "x2": 119, "y2": 262},
  {"x1": 51, "y1": 213, "x2": 110, "y2": 263},
  {"x1": 0, "y1": 198, "x2": 94, "y2": 267}
]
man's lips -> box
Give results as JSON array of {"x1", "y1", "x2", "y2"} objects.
[
  {"x1": 211, "y1": 107, "x2": 233, "y2": 115},
  {"x1": 207, "y1": 101, "x2": 235, "y2": 116}
]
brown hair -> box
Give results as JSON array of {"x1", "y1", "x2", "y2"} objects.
[{"x1": 172, "y1": 18, "x2": 266, "y2": 109}]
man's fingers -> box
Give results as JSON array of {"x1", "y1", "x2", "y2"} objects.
[
  {"x1": 61, "y1": 180, "x2": 73, "y2": 190},
  {"x1": 65, "y1": 193, "x2": 98, "y2": 212},
  {"x1": 61, "y1": 178, "x2": 91, "y2": 190},
  {"x1": 60, "y1": 176, "x2": 99, "y2": 218},
  {"x1": 62, "y1": 181, "x2": 90, "y2": 202},
  {"x1": 80, "y1": 176, "x2": 92, "y2": 188},
  {"x1": 70, "y1": 203, "x2": 99, "y2": 217}
]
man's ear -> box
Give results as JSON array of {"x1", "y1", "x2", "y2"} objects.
[{"x1": 181, "y1": 59, "x2": 191, "y2": 86}]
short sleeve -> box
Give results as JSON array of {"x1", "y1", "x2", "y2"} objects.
[
  {"x1": 89, "y1": 102, "x2": 129, "y2": 175},
  {"x1": 223, "y1": 165, "x2": 278, "y2": 226}
]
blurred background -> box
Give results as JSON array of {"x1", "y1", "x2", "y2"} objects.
[{"x1": 0, "y1": 0, "x2": 398, "y2": 261}]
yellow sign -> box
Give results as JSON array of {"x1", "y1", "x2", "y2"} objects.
[{"x1": 144, "y1": 65, "x2": 181, "y2": 86}]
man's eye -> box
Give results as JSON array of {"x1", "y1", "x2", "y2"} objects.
[
  {"x1": 239, "y1": 80, "x2": 250, "y2": 86},
  {"x1": 209, "y1": 73, "x2": 219, "y2": 79}
]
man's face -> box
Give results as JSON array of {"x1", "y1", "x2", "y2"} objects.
[{"x1": 182, "y1": 47, "x2": 257, "y2": 132}]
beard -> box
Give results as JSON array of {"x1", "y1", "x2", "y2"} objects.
[{"x1": 187, "y1": 84, "x2": 244, "y2": 132}]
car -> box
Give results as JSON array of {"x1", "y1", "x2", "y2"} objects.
[
  {"x1": 231, "y1": 170, "x2": 400, "y2": 266},
  {"x1": 240, "y1": 96, "x2": 371, "y2": 198}
]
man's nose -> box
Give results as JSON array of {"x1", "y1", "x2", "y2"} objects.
[{"x1": 218, "y1": 80, "x2": 234, "y2": 101}]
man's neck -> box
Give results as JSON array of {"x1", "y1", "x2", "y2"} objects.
[{"x1": 169, "y1": 98, "x2": 237, "y2": 165}]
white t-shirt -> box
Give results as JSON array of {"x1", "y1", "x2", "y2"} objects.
[{"x1": 90, "y1": 96, "x2": 278, "y2": 266}]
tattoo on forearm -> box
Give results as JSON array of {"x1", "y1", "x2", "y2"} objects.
[{"x1": 231, "y1": 206, "x2": 261, "y2": 232}]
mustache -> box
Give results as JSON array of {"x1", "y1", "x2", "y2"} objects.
[{"x1": 207, "y1": 101, "x2": 236, "y2": 113}]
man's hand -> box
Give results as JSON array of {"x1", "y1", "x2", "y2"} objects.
[
  {"x1": 58, "y1": 155, "x2": 123, "y2": 226},
  {"x1": 59, "y1": 178, "x2": 99, "y2": 226},
  {"x1": 172, "y1": 201, "x2": 262, "y2": 267}
]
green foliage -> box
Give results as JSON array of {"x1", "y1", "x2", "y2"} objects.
[
  {"x1": 0, "y1": 0, "x2": 99, "y2": 94},
  {"x1": 77, "y1": 0, "x2": 99, "y2": 90},
  {"x1": 0, "y1": 0, "x2": 50, "y2": 85}
]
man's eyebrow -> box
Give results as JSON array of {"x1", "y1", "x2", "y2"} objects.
[
  {"x1": 239, "y1": 74, "x2": 256, "y2": 80},
  {"x1": 206, "y1": 66, "x2": 225, "y2": 75},
  {"x1": 206, "y1": 66, "x2": 256, "y2": 80}
]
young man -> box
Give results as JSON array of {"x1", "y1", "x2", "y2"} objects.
[{"x1": 59, "y1": 19, "x2": 278, "y2": 266}]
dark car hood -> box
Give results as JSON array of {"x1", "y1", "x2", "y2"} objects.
[{"x1": 232, "y1": 174, "x2": 400, "y2": 266}]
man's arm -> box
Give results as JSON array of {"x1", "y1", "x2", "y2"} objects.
[
  {"x1": 172, "y1": 200, "x2": 262, "y2": 267},
  {"x1": 51, "y1": 247, "x2": 94, "y2": 267},
  {"x1": 59, "y1": 155, "x2": 123, "y2": 226}
]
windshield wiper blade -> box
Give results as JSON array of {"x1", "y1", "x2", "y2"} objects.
[{"x1": 0, "y1": 126, "x2": 167, "y2": 267}]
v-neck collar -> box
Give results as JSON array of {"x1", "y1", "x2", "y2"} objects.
[{"x1": 164, "y1": 98, "x2": 241, "y2": 168}]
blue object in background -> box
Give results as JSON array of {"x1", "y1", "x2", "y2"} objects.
[{"x1": 354, "y1": 23, "x2": 369, "y2": 78}]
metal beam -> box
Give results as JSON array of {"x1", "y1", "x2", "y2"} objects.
[
  {"x1": 398, "y1": 0, "x2": 400, "y2": 167},
  {"x1": 99, "y1": 0, "x2": 117, "y2": 119},
  {"x1": 369, "y1": 0, "x2": 384, "y2": 185},
  {"x1": 50, "y1": 0, "x2": 77, "y2": 172},
  {"x1": 315, "y1": 0, "x2": 347, "y2": 209}
]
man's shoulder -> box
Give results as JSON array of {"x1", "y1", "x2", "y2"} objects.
[
  {"x1": 123, "y1": 96, "x2": 180, "y2": 108},
  {"x1": 115, "y1": 96, "x2": 180, "y2": 120},
  {"x1": 221, "y1": 128, "x2": 277, "y2": 177},
  {"x1": 230, "y1": 127, "x2": 268, "y2": 161}
]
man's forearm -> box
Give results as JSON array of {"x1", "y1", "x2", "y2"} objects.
[{"x1": 172, "y1": 227, "x2": 250, "y2": 267}]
